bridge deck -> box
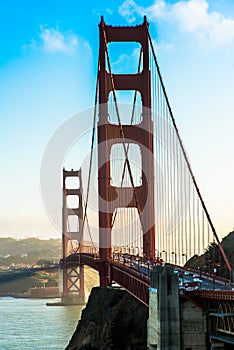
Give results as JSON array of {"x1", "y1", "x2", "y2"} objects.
[{"x1": 62, "y1": 253, "x2": 234, "y2": 307}]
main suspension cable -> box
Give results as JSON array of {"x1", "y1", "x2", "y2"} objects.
[{"x1": 79, "y1": 61, "x2": 100, "y2": 251}]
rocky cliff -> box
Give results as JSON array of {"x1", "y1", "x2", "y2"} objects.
[{"x1": 65, "y1": 287, "x2": 148, "y2": 350}]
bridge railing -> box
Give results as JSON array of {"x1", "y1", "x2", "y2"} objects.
[
  {"x1": 111, "y1": 262, "x2": 150, "y2": 307},
  {"x1": 185, "y1": 290, "x2": 234, "y2": 301}
]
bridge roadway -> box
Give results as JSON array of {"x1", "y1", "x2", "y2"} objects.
[{"x1": 64, "y1": 252, "x2": 234, "y2": 307}]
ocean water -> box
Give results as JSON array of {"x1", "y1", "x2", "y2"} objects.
[{"x1": 0, "y1": 297, "x2": 83, "y2": 350}]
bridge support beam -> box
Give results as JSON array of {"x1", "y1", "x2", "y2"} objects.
[
  {"x1": 147, "y1": 266, "x2": 181, "y2": 350},
  {"x1": 98, "y1": 261, "x2": 111, "y2": 288}
]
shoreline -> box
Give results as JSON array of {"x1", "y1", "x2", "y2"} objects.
[{"x1": 0, "y1": 293, "x2": 60, "y2": 299}]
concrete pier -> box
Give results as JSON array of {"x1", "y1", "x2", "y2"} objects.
[
  {"x1": 61, "y1": 295, "x2": 85, "y2": 305},
  {"x1": 147, "y1": 266, "x2": 181, "y2": 350},
  {"x1": 180, "y1": 298, "x2": 207, "y2": 349},
  {"x1": 147, "y1": 266, "x2": 208, "y2": 349}
]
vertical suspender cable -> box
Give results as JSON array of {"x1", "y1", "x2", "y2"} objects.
[{"x1": 147, "y1": 29, "x2": 231, "y2": 271}]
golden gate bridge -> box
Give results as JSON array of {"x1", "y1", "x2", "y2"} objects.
[{"x1": 59, "y1": 17, "x2": 233, "y2": 348}]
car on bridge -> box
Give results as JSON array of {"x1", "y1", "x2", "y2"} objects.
[
  {"x1": 184, "y1": 281, "x2": 200, "y2": 290},
  {"x1": 193, "y1": 276, "x2": 202, "y2": 283},
  {"x1": 184, "y1": 271, "x2": 193, "y2": 276}
]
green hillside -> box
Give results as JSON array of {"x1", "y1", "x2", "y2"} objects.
[
  {"x1": 186, "y1": 230, "x2": 234, "y2": 279},
  {"x1": 0, "y1": 237, "x2": 61, "y2": 266}
]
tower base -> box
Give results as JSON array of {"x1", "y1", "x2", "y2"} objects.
[{"x1": 61, "y1": 295, "x2": 86, "y2": 305}]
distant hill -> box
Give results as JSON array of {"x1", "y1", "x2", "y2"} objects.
[
  {"x1": 186, "y1": 230, "x2": 234, "y2": 279},
  {"x1": 0, "y1": 237, "x2": 61, "y2": 266},
  {"x1": 1, "y1": 231, "x2": 233, "y2": 278}
]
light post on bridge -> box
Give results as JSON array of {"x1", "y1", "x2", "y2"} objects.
[
  {"x1": 136, "y1": 256, "x2": 140, "y2": 272},
  {"x1": 161, "y1": 250, "x2": 167, "y2": 263},
  {"x1": 212, "y1": 262, "x2": 220, "y2": 289},
  {"x1": 154, "y1": 249, "x2": 161, "y2": 267},
  {"x1": 155, "y1": 249, "x2": 160, "y2": 259},
  {"x1": 182, "y1": 253, "x2": 187, "y2": 266},
  {"x1": 135, "y1": 246, "x2": 140, "y2": 256},
  {"x1": 194, "y1": 254, "x2": 202, "y2": 278},
  {"x1": 147, "y1": 260, "x2": 150, "y2": 276},
  {"x1": 212, "y1": 262, "x2": 216, "y2": 289},
  {"x1": 171, "y1": 252, "x2": 177, "y2": 266}
]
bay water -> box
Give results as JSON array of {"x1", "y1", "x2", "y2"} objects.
[{"x1": 0, "y1": 297, "x2": 83, "y2": 350}]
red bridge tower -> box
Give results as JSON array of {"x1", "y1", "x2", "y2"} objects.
[
  {"x1": 61, "y1": 168, "x2": 85, "y2": 304},
  {"x1": 98, "y1": 17, "x2": 155, "y2": 286}
]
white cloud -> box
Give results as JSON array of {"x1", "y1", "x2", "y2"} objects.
[
  {"x1": 106, "y1": 8, "x2": 113, "y2": 15},
  {"x1": 118, "y1": 0, "x2": 166, "y2": 22},
  {"x1": 39, "y1": 26, "x2": 78, "y2": 54},
  {"x1": 23, "y1": 25, "x2": 92, "y2": 55},
  {"x1": 119, "y1": 0, "x2": 140, "y2": 23},
  {"x1": 119, "y1": 0, "x2": 234, "y2": 49},
  {"x1": 173, "y1": 0, "x2": 234, "y2": 48},
  {"x1": 111, "y1": 47, "x2": 141, "y2": 73}
]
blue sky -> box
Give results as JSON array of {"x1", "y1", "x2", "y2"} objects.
[{"x1": 0, "y1": 0, "x2": 234, "y2": 240}]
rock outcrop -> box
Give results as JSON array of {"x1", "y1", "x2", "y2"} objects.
[{"x1": 65, "y1": 287, "x2": 148, "y2": 350}]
